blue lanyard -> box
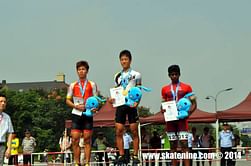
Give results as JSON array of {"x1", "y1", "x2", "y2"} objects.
[
  {"x1": 120, "y1": 68, "x2": 132, "y2": 90},
  {"x1": 170, "y1": 82, "x2": 180, "y2": 101},
  {"x1": 78, "y1": 79, "x2": 88, "y2": 97}
]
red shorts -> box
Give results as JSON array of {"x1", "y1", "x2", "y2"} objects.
[
  {"x1": 165, "y1": 119, "x2": 189, "y2": 141},
  {"x1": 165, "y1": 119, "x2": 188, "y2": 132}
]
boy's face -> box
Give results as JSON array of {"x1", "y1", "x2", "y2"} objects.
[
  {"x1": 0, "y1": 97, "x2": 7, "y2": 112},
  {"x1": 25, "y1": 132, "x2": 31, "y2": 138},
  {"x1": 77, "y1": 66, "x2": 88, "y2": 79},
  {"x1": 223, "y1": 125, "x2": 228, "y2": 131},
  {"x1": 120, "y1": 55, "x2": 131, "y2": 70},
  {"x1": 12, "y1": 134, "x2": 17, "y2": 138},
  {"x1": 169, "y1": 72, "x2": 180, "y2": 83}
]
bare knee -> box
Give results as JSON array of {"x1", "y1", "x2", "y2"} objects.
[
  {"x1": 131, "y1": 128, "x2": 138, "y2": 138},
  {"x1": 116, "y1": 127, "x2": 124, "y2": 137},
  {"x1": 72, "y1": 138, "x2": 80, "y2": 146}
]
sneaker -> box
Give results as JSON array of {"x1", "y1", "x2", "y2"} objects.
[
  {"x1": 74, "y1": 164, "x2": 80, "y2": 166},
  {"x1": 114, "y1": 155, "x2": 126, "y2": 165},
  {"x1": 84, "y1": 164, "x2": 90, "y2": 166},
  {"x1": 132, "y1": 155, "x2": 140, "y2": 164}
]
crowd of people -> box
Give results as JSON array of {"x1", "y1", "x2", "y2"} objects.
[{"x1": 0, "y1": 50, "x2": 243, "y2": 166}]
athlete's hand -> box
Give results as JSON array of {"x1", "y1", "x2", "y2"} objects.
[
  {"x1": 107, "y1": 97, "x2": 115, "y2": 104},
  {"x1": 130, "y1": 102, "x2": 138, "y2": 108},
  {"x1": 91, "y1": 108, "x2": 98, "y2": 113},
  {"x1": 160, "y1": 105, "x2": 165, "y2": 113},
  {"x1": 75, "y1": 104, "x2": 85, "y2": 111}
]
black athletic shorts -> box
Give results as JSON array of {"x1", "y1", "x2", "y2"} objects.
[
  {"x1": 71, "y1": 114, "x2": 93, "y2": 131},
  {"x1": 115, "y1": 105, "x2": 139, "y2": 124}
]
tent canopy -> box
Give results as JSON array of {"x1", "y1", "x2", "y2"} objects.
[
  {"x1": 139, "y1": 108, "x2": 217, "y2": 125},
  {"x1": 66, "y1": 102, "x2": 230, "y2": 128},
  {"x1": 217, "y1": 92, "x2": 251, "y2": 122},
  {"x1": 93, "y1": 101, "x2": 116, "y2": 127},
  {"x1": 189, "y1": 108, "x2": 217, "y2": 123}
]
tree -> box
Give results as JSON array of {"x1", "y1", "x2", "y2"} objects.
[
  {"x1": 138, "y1": 106, "x2": 153, "y2": 117},
  {"x1": 1, "y1": 89, "x2": 71, "y2": 152}
]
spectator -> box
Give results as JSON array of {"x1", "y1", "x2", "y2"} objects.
[
  {"x1": 40, "y1": 148, "x2": 48, "y2": 163},
  {"x1": 141, "y1": 127, "x2": 151, "y2": 166},
  {"x1": 123, "y1": 128, "x2": 133, "y2": 164},
  {"x1": 59, "y1": 130, "x2": 72, "y2": 163},
  {"x1": 199, "y1": 127, "x2": 214, "y2": 166},
  {"x1": 93, "y1": 132, "x2": 109, "y2": 166},
  {"x1": 161, "y1": 133, "x2": 171, "y2": 166},
  {"x1": 231, "y1": 128, "x2": 240, "y2": 166},
  {"x1": 219, "y1": 124, "x2": 234, "y2": 166},
  {"x1": 22, "y1": 129, "x2": 36, "y2": 166},
  {"x1": 149, "y1": 131, "x2": 162, "y2": 166},
  {"x1": 188, "y1": 127, "x2": 200, "y2": 166},
  {"x1": 8, "y1": 132, "x2": 19, "y2": 165},
  {"x1": 0, "y1": 94, "x2": 14, "y2": 165}
]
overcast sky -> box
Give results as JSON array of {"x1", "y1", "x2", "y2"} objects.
[{"x1": 0, "y1": 0, "x2": 250, "y2": 114}]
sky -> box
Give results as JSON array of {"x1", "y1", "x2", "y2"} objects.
[{"x1": 0, "y1": 0, "x2": 251, "y2": 114}]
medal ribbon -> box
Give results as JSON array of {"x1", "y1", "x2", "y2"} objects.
[
  {"x1": 78, "y1": 79, "x2": 88, "y2": 98},
  {"x1": 171, "y1": 82, "x2": 180, "y2": 102},
  {"x1": 120, "y1": 68, "x2": 132, "y2": 90}
]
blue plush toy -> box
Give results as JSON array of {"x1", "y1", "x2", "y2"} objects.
[
  {"x1": 176, "y1": 92, "x2": 194, "y2": 119},
  {"x1": 83, "y1": 96, "x2": 106, "y2": 117},
  {"x1": 125, "y1": 86, "x2": 151, "y2": 107}
]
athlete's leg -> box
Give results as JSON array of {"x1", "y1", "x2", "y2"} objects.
[
  {"x1": 178, "y1": 119, "x2": 190, "y2": 166},
  {"x1": 71, "y1": 130, "x2": 81, "y2": 164},
  {"x1": 169, "y1": 140, "x2": 178, "y2": 166},
  {"x1": 180, "y1": 140, "x2": 190, "y2": 166},
  {"x1": 83, "y1": 130, "x2": 92, "y2": 164},
  {"x1": 115, "y1": 122, "x2": 125, "y2": 156},
  {"x1": 115, "y1": 106, "x2": 126, "y2": 157},
  {"x1": 165, "y1": 120, "x2": 179, "y2": 166},
  {"x1": 130, "y1": 122, "x2": 139, "y2": 156}
]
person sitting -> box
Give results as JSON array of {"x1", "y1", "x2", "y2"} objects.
[{"x1": 93, "y1": 132, "x2": 110, "y2": 166}]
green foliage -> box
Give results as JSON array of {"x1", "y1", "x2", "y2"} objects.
[
  {"x1": 240, "y1": 135, "x2": 251, "y2": 147},
  {"x1": 138, "y1": 106, "x2": 153, "y2": 117},
  {"x1": 1, "y1": 89, "x2": 71, "y2": 152},
  {"x1": 0, "y1": 88, "x2": 155, "y2": 153}
]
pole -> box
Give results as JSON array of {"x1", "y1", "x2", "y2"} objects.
[
  {"x1": 138, "y1": 123, "x2": 142, "y2": 162},
  {"x1": 64, "y1": 128, "x2": 67, "y2": 166},
  {"x1": 206, "y1": 88, "x2": 233, "y2": 166}
]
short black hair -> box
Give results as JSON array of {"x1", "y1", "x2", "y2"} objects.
[
  {"x1": 119, "y1": 50, "x2": 132, "y2": 61},
  {"x1": 76, "y1": 60, "x2": 89, "y2": 71},
  {"x1": 168, "y1": 65, "x2": 180, "y2": 75},
  {"x1": 204, "y1": 127, "x2": 209, "y2": 132},
  {"x1": 0, "y1": 93, "x2": 6, "y2": 98}
]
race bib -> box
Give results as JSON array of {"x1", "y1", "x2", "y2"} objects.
[
  {"x1": 167, "y1": 132, "x2": 177, "y2": 141},
  {"x1": 178, "y1": 131, "x2": 189, "y2": 140}
]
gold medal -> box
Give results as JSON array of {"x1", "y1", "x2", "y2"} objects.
[{"x1": 122, "y1": 89, "x2": 128, "y2": 96}]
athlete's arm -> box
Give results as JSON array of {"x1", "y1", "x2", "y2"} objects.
[
  {"x1": 133, "y1": 73, "x2": 142, "y2": 107},
  {"x1": 65, "y1": 84, "x2": 85, "y2": 111},
  {"x1": 160, "y1": 87, "x2": 167, "y2": 113},
  {"x1": 66, "y1": 97, "x2": 85, "y2": 111},
  {"x1": 187, "y1": 85, "x2": 197, "y2": 115},
  {"x1": 189, "y1": 96, "x2": 197, "y2": 115}
]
